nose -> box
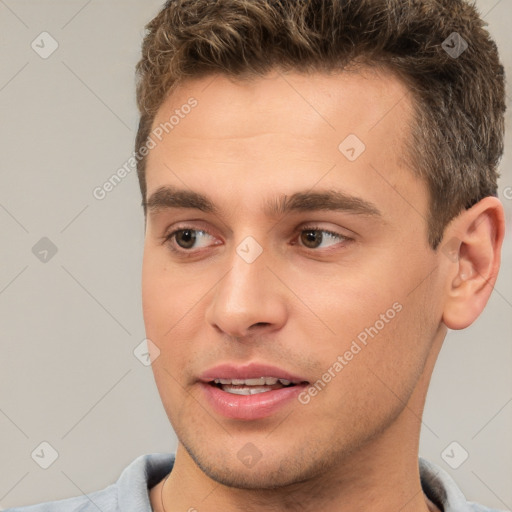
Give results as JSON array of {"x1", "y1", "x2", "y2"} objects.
[{"x1": 204, "y1": 245, "x2": 288, "y2": 340}]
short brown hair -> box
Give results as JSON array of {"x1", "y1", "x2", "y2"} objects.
[{"x1": 135, "y1": 0, "x2": 506, "y2": 249}]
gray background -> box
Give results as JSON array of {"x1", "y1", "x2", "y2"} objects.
[{"x1": 0, "y1": 0, "x2": 510, "y2": 509}]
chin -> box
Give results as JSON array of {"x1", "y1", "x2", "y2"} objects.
[
  {"x1": 182, "y1": 439, "x2": 336, "y2": 491},
  {"x1": 198, "y1": 461, "x2": 310, "y2": 490}
]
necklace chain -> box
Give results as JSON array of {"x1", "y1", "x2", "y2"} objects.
[{"x1": 160, "y1": 473, "x2": 171, "y2": 512}]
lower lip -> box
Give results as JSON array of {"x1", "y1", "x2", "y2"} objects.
[{"x1": 200, "y1": 383, "x2": 307, "y2": 420}]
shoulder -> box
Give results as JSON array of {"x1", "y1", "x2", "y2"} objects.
[
  {"x1": 418, "y1": 457, "x2": 510, "y2": 512},
  {"x1": 3, "y1": 453, "x2": 175, "y2": 512},
  {"x1": 467, "y1": 502, "x2": 510, "y2": 512},
  {"x1": 3, "y1": 484, "x2": 117, "y2": 512}
]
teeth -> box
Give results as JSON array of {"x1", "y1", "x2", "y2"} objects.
[
  {"x1": 213, "y1": 377, "x2": 293, "y2": 386},
  {"x1": 222, "y1": 386, "x2": 272, "y2": 395}
]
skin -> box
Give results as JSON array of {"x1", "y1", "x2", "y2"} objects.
[{"x1": 142, "y1": 68, "x2": 505, "y2": 512}]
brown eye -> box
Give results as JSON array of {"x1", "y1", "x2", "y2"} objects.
[
  {"x1": 174, "y1": 229, "x2": 197, "y2": 249},
  {"x1": 300, "y1": 230, "x2": 323, "y2": 249},
  {"x1": 165, "y1": 228, "x2": 217, "y2": 253},
  {"x1": 297, "y1": 227, "x2": 349, "y2": 250}
]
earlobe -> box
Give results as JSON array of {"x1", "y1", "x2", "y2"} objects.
[{"x1": 441, "y1": 196, "x2": 505, "y2": 330}]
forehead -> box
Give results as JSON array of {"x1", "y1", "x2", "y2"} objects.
[
  {"x1": 145, "y1": 68, "x2": 427, "y2": 226},
  {"x1": 152, "y1": 66, "x2": 412, "y2": 143}
]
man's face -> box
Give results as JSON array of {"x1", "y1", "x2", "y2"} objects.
[{"x1": 142, "y1": 68, "x2": 447, "y2": 488}]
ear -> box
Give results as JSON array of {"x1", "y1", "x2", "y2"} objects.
[{"x1": 441, "y1": 196, "x2": 505, "y2": 330}]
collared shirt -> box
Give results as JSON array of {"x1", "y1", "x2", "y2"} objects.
[{"x1": 4, "y1": 454, "x2": 508, "y2": 512}]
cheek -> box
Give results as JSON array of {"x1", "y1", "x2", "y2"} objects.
[
  {"x1": 142, "y1": 251, "x2": 169, "y2": 335},
  {"x1": 141, "y1": 247, "x2": 194, "y2": 333},
  {"x1": 142, "y1": 251, "x2": 203, "y2": 421},
  {"x1": 291, "y1": 256, "x2": 434, "y2": 393},
  {"x1": 289, "y1": 267, "x2": 392, "y2": 342},
  {"x1": 141, "y1": 247, "x2": 210, "y2": 370}
]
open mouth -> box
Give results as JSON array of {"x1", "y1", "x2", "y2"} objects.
[
  {"x1": 200, "y1": 367, "x2": 310, "y2": 419},
  {"x1": 208, "y1": 377, "x2": 305, "y2": 395}
]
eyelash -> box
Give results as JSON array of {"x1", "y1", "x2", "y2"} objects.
[{"x1": 162, "y1": 224, "x2": 351, "y2": 256}]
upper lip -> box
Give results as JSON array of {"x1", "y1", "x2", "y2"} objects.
[{"x1": 199, "y1": 363, "x2": 308, "y2": 384}]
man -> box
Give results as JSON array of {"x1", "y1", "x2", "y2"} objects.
[{"x1": 7, "y1": 0, "x2": 508, "y2": 511}]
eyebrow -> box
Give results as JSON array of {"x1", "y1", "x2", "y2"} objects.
[{"x1": 144, "y1": 185, "x2": 382, "y2": 219}]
